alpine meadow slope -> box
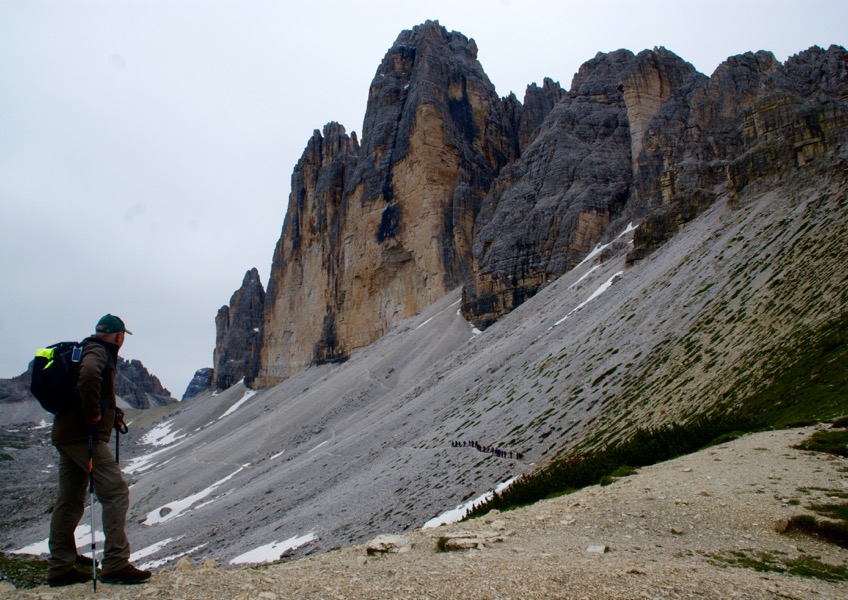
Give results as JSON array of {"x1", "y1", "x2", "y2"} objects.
[{"x1": 2, "y1": 20, "x2": 848, "y2": 580}]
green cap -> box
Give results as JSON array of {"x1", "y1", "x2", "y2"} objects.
[{"x1": 96, "y1": 314, "x2": 133, "y2": 335}]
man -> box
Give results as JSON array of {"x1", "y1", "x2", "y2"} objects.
[{"x1": 46, "y1": 314, "x2": 151, "y2": 587}]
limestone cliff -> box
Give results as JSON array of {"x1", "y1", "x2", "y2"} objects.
[
  {"x1": 464, "y1": 49, "x2": 662, "y2": 327},
  {"x1": 463, "y1": 44, "x2": 848, "y2": 326},
  {"x1": 249, "y1": 20, "x2": 846, "y2": 382},
  {"x1": 629, "y1": 44, "x2": 848, "y2": 260},
  {"x1": 214, "y1": 268, "x2": 265, "y2": 390},
  {"x1": 258, "y1": 20, "x2": 517, "y2": 385}
]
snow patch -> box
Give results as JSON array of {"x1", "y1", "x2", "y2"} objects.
[
  {"x1": 14, "y1": 524, "x2": 104, "y2": 557},
  {"x1": 414, "y1": 316, "x2": 434, "y2": 330},
  {"x1": 143, "y1": 464, "x2": 249, "y2": 526},
  {"x1": 575, "y1": 222, "x2": 637, "y2": 269},
  {"x1": 140, "y1": 419, "x2": 185, "y2": 447},
  {"x1": 551, "y1": 271, "x2": 623, "y2": 328},
  {"x1": 308, "y1": 441, "x2": 328, "y2": 454},
  {"x1": 124, "y1": 440, "x2": 186, "y2": 474},
  {"x1": 139, "y1": 544, "x2": 206, "y2": 571},
  {"x1": 229, "y1": 533, "x2": 317, "y2": 565},
  {"x1": 423, "y1": 477, "x2": 517, "y2": 529},
  {"x1": 569, "y1": 264, "x2": 600, "y2": 289},
  {"x1": 131, "y1": 537, "x2": 182, "y2": 562},
  {"x1": 218, "y1": 388, "x2": 257, "y2": 420}
]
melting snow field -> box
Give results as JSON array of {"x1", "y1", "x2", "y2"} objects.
[
  {"x1": 15, "y1": 524, "x2": 104, "y2": 557},
  {"x1": 218, "y1": 388, "x2": 257, "y2": 420},
  {"x1": 131, "y1": 536, "x2": 182, "y2": 562},
  {"x1": 143, "y1": 464, "x2": 249, "y2": 526},
  {"x1": 139, "y1": 544, "x2": 207, "y2": 570},
  {"x1": 124, "y1": 440, "x2": 184, "y2": 474},
  {"x1": 575, "y1": 222, "x2": 637, "y2": 269},
  {"x1": 422, "y1": 477, "x2": 517, "y2": 529},
  {"x1": 229, "y1": 533, "x2": 317, "y2": 565},
  {"x1": 140, "y1": 419, "x2": 185, "y2": 447},
  {"x1": 552, "y1": 271, "x2": 624, "y2": 328}
]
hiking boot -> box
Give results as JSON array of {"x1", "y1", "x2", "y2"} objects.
[
  {"x1": 75, "y1": 554, "x2": 95, "y2": 568},
  {"x1": 46, "y1": 568, "x2": 92, "y2": 587},
  {"x1": 101, "y1": 564, "x2": 151, "y2": 585}
]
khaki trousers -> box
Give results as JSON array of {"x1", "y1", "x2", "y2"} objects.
[{"x1": 47, "y1": 440, "x2": 131, "y2": 577}]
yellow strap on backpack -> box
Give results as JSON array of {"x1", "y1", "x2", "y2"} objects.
[{"x1": 35, "y1": 347, "x2": 56, "y2": 369}]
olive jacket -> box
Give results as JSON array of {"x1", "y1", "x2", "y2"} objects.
[{"x1": 51, "y1": 336, "x2": 119, "y2": 446}]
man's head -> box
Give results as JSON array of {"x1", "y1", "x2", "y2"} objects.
[{"x1": 95, "y1": 314, "x2": 132, "y2": 347}]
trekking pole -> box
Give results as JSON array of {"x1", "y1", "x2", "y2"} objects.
[{"x1": 88, "y1": 426, "x2": 97, "y2": 592}]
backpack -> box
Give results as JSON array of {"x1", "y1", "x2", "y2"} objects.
[{"x1": 30, "y1": 341, "x2": 83, "y2": 414}]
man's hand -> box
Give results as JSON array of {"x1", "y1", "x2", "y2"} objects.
[{"x1": 85, "y1": 415, "x2": 101, "y2": 425}]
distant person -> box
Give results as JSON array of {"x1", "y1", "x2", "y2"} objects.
[{"x1": 46, "y1": 314, "x2": 151, "y2": 587}]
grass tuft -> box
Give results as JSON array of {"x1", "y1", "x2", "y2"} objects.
[
  {"x1": 794, "y1": 429, "x2": 848, "y2": 458},
  {"x1": 707, "y1": 550, "x2": 848, "y2": 581}
]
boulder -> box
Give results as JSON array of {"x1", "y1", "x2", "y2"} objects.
[{"x1": 365, "y1": 534, "x2": 412, "y2": 555}]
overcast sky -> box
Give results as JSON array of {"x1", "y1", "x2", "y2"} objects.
[{"x1": 1, "y1": 0, "x2": 845, "y2": 398}]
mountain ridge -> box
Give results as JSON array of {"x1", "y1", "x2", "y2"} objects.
[{"x1": 0, "y1": 355, "x2": 177, "y2": 425}]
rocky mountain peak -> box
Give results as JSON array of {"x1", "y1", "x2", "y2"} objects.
[
  {"x1": 182, "y1": 367, "x2": 213, "y2": 401},
  {"x1": 115, "y1": 358, "x2": 177, "y2": 409},
  {"x1": 257, "y1": 21, "x2": 518, "y2": 386},
  {"x1": 214, "y1": 268, "x2": 265, "y2": 390},
  {"x1": 517, "y1": 77, "x2": 565, "y2": 151}
]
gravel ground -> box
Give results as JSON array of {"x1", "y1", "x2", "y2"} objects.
[{"x1": 3, "y1": 426, "x2": 847, "y2": 599}]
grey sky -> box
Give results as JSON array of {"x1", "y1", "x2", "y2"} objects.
[{"x1": 1, "y1": 0, "x2": 845, "y2": 397}]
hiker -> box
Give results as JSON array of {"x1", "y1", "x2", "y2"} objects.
[{"x1": 46, "y1": 314, "x2": 151, "y2": 587}]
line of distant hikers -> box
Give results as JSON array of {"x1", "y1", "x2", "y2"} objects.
[{"x1": 452, "y1": 440, "x2": 524, "y2": 460}]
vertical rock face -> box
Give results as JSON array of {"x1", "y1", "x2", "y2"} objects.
[
  {"x1": 463, "y1": 50, "x2": 645, "y2": 327},
  {"x1": 517, "y1": 78, "x2": 565, "y2": 151},
  {"x1": 259, "y1": 123, "x2": 361, "y2": 383},
  {"x1": 629, "y1": 44, "x2": 848, "y2": 260},
  {"x1": 463, "y1": 43, "x2": 848, "y2": 327},
  {"x1": 258, "y1": 20, "x2": 517, "y2": 385},
  {"x1": 214, "y1": 268, "x2": 265, "y2": 390}
]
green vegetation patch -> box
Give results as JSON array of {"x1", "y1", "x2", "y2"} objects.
[
  {"x1": 784, "y1": 514, "x2": 848, "y2": 549},
  {"x1": 0, "y1": 552, "x2": 49, "y2": 590},
  {"x1": 465, "y1": 414, "x2": 756, "y2": 517},
  {"x1": 794, "y1": 429, "x2": 848, "y2": 457},
  {"x1": 706, "y1": 550, "x2": 848, "y2": 582},
  {"x1": 733, "y1": 315, "x2": 848, "y2": 428},
  {"x1": 778, "y1": 426, "x2": 848, "y2": 551}
]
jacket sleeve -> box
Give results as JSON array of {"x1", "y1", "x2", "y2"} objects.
[{"x1": 77, "y1": 344, "x2": 107, "y2": 421}]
